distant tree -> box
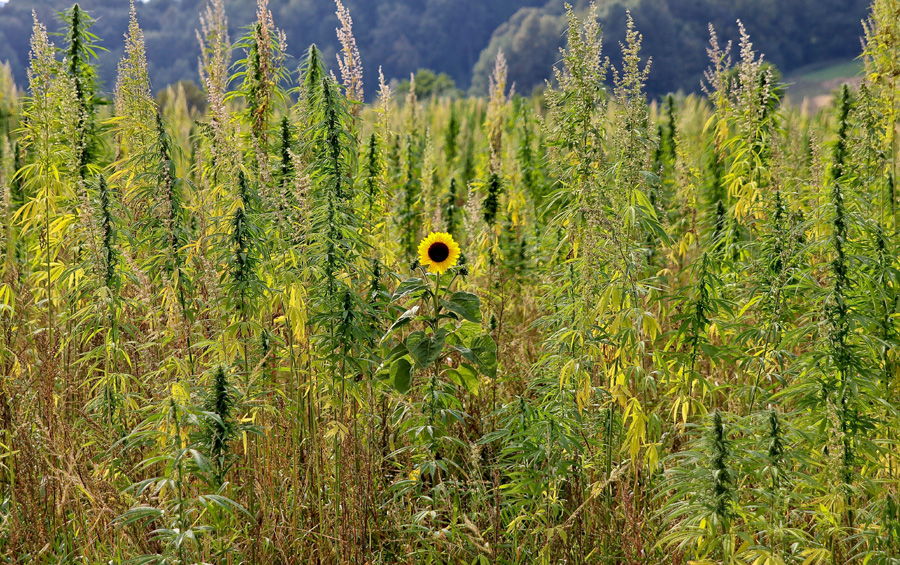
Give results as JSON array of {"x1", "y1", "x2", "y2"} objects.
[
  {"x1": 0, "y1": 0, "x2": 875, "y2": 100},
  {"x1": 395, "y1": 69, "x2": 459, "y2": 99}
]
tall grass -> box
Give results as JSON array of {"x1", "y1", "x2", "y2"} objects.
[{"x1": 0, "y1": 0, "x2": 899, "y2": 563}]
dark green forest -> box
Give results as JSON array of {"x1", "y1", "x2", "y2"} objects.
[{"x1": 0, "y1": 0, "x2": 871, "y2": 98}]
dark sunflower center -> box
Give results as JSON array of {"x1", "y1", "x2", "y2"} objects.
[{"x1": 428, "y1": 242, "x2": 450, "y2": 263}]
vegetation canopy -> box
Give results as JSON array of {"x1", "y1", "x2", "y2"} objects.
[{"x1": 0, "y1": 0, "x2": 899, "y2": 563}]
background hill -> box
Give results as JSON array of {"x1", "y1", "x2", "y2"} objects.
[{"x1": 0, "y1": 0, "x2": 871, "y2": 98}]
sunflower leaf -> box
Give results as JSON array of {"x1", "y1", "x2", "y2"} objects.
[
  {"x1": 385, "y1": 305, "x2": 419, "y2": 337},
  {"x1": 391, "y1": 357, "x2": 413, "y2": 394},
  {"x1": 450, "y1": 345, "x2": 478, "y2": 366},
  {"x1": 380, "y1": 341, "x2": 410, "y2": 367},
  {"x1": 392, "y1": 278, "x2": 428, "y2": 302},
  {"x1": 445, "y1": 362, "x2": 480, "y2": 395},
  {"x1": 453, "y1": 322, "x2": 484, "y2": 346},
  {"x1": 407, "y1": 329, "x2": 447, "y2": 368},
  {"x1": 440, "y1": 291, "x2": 482, "y2": 323},
  {"x1": 471, "y1": 334, "x2": 498, "y2": 378}
]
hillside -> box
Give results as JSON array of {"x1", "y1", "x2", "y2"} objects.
[
  {"x1": 0, "y1": 0, "x2": 544, "y2": 96},
  {"x1": 0, "y1": 0, "x2": 873, "y2": 98},
  {"x1": 783, "y1": 58, "x2": 865, "y2": 110},
  {"x1": 471, "y1": 0, "x2": 871, "y2": 96}
]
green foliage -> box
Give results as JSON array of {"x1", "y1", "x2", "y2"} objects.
[
  {"x1": 395, "y1": 68, "x2": 459, "y2": 99},
  {"x1": 3, "y1": 2, "x2": 900, "y2": 563}
]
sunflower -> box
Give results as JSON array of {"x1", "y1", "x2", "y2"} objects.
[{"x1": 417, "y1": 232, "x2": 461, "y2": 274}]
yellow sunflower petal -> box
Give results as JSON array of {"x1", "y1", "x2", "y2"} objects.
[{"x1": 417, "y1": 232, "x2": 460, "y2": 274}]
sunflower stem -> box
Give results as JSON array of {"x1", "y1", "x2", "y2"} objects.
[{"x1": 434, "y1": 272, "x2": 442, "y2": 328}]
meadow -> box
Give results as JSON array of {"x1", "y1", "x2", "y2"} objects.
[{"x1": 0, "y1": 0, "x2": 899, "y2": 563}]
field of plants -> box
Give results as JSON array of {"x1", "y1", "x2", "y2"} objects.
[{"x1": 0, "y1": 0, "x2": 899, "y2": 562}]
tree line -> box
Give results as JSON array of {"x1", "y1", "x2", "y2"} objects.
[{"x1": 0, "y1": 0, "x2": 872, "y2": 99}]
